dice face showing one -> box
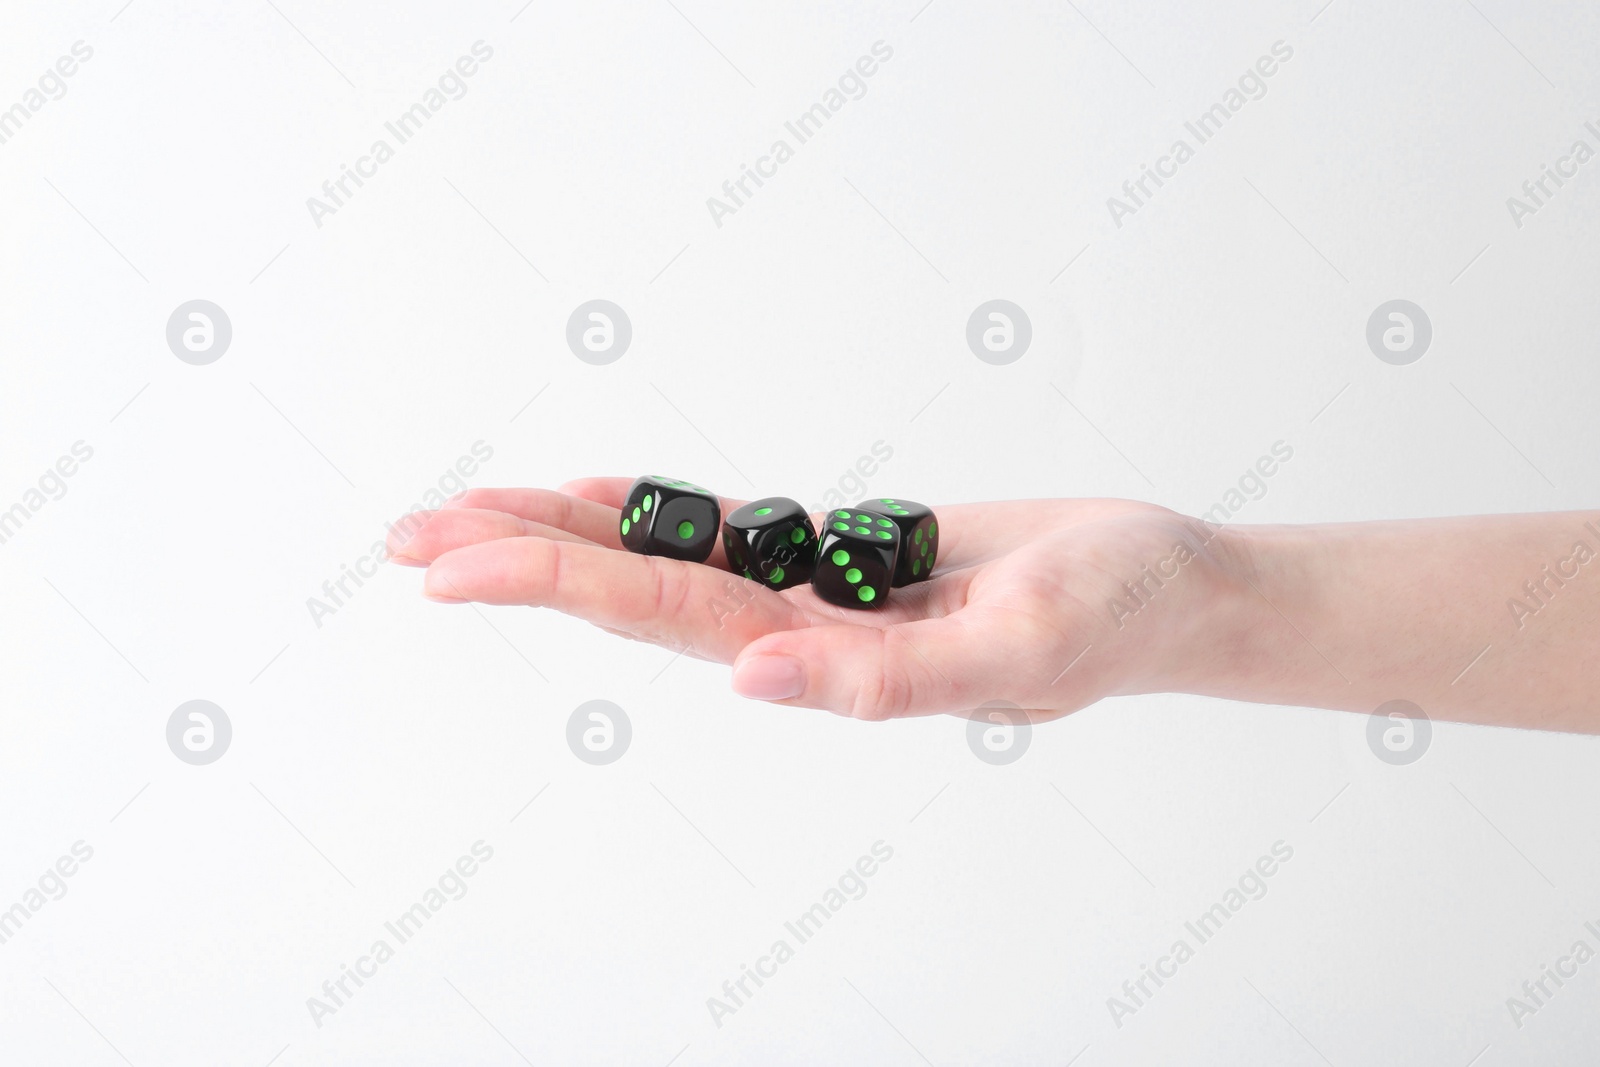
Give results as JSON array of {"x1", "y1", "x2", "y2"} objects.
[
  {"x1": 811, "y1": 510, "x2": 901, "y2": 609},
  {"x1": 619, "y1": 475, "x2": 720, "y2": 563},
  {"x1": 860, "y1": 498, "x2": 938, "y2": 586},
  {"x1": 722, "y1": 497, "x2": 817, "y2": 591}
]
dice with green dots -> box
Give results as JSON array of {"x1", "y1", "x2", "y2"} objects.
[
  {"x1": 619, "y1": 475, "x2": 720, "y2": 563},
  {"x1": 860, "y1": 498, "x2": 938, "y2": 586},
  {"x1": 721, "y1": 497, "x2": 816, "y2": 591},
  {"x1": 811, "y1": 509, "x2": 901, "y2": 608}
]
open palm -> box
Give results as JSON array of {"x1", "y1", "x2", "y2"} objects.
[{"x1": 390, "y1": 480, "x2": 1239, "y2": 720}]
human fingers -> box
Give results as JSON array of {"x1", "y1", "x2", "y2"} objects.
[
  {"x1": 387, "y1": 508, "x2": 599, "y2": 566},
  {"x1": 422, "y1": 535, "x2": 810, "y2": 659},
  {"x1": 442, "y1": 487, "x2": 629, "y2": 546},
  {"x1": 555, "y1": 477, "x2": 635, "y2": 509}
]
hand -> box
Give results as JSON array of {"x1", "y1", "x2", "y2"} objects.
[{"x1": 387, "y1": 480, "x2": 1254, "y2": 721}]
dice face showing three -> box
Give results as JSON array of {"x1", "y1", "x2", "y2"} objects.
[
  {"x1": 811, "y1": 509, "x2": 901, "y2": 609},
  {"x1": 722, "y1": 497, "x2": 817, "y2": 591},
  {"x1": 860, "y1": 498, "x2": 938, "y2": 586},
  {"x1": 619, "y1": 475, "x2": 720, "y2": 563}
]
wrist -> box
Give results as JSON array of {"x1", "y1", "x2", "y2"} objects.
[
  {"x1": 1156, "y1": 521, "x2": 1317, "y2": 702},
  {"x1": 1191, "y1": 521, "x2": 1352, "y2": 708},
  {"x1": 1097, "y1": 516, "x2": 1278, "y2": 700}
]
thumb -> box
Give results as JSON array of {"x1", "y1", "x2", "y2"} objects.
[{"x1": 730, "y1": 614, "x2": 1010, "y2": 719}]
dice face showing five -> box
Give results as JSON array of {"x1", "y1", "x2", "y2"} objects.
[
  {"x1": 811, "y1": 509, "x2": 901, "y2": 609},
  {"x1": 619, "y1": 475, "x2": 720, "y2": 563},
  {"x1": 722, "y1": 497, "x2": 817, "y2": 591},
  {"x1": 860, "y1": 498, "x2": 938, "y2": 586}
]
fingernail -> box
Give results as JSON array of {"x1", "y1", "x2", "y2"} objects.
[
  {"x1": 732, "y1": 654, "x2": 806, "y2": 701},
  {"x1": 387, "y1": 541, "x2": 427, "y2": 566},
  {"x1": 422, "y1": 566, "x2": 467, "y2": 603}
]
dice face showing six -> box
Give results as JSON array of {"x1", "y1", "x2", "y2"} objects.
[
  {"x1": 811, "y1": 510, "x2": 901, "y2": 608},
  {"x1": 860, "y1": 498, "x2": 938, "y2": 586},
  {"x1": 619, "y1": 475, "x2": 720, "y2": 563},
  {"x1": 722, "y1": 497, "x2": 817, "y2": 591}
]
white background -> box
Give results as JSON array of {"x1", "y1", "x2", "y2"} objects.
[{"x1": 2, "y1": 0, "x2": 1599, "y2": 1063}]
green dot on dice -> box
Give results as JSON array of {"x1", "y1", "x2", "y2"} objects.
[
  {"x1": 914, "y1": 529, "x2": 923, "y2": 543},
  {"x1": 911, "y1": 559, "x2": 920, "y2": 575},
  {"x1": 920, "y1": 541, "x2": 927, "y2": 555},
  {"x1": 677, "y1": 521, "x2": 694, "y2": 539},
  {"x1": 833, "y1": 521, "x2": 849, "y2": 531},
  {"x1": 831, "y1": 549, "x2": 849, "y2": 566},
  {"x1": 858, "y1": 586, "x2": 876, "y2": 603},
  {"x1": 632, "y1": 507, "x2": 641, "y2": 522},
  {"x1": 768, "y1": 566, "x2": 784, "y2": 583},
  {"x1": 881, "y1": 499, "x2": 895, "y2": 504},
  {"x1": 641, "y1": 496, "x2": 652, "y2": 512},
  {"x1": 621, "y1": 518, "x2": 631, "y2": 535},
  {"x1": 930, "y1": 522, "x2": 937, "y2": 536},
  {"x1": 854, "y1": 526, "x2": 870, "y2": 535},
  {"x1": 844, "y1": 567, "x2": 862, "y2": 584},
  {"x1": 754, "y1": 507, "x2": 772, "y2": 516},
  {"x1": 876, "y1": 517, "x2": 893, "y2": 527},
  {"x1": 790, "y1": 528, "x2": 805, "y2": 544},
  {"x1": 876, "y1": 530, "x2": 893, "y2": 540},
  {"x1": 836, "y1": 510, "x2": 851, "y2": 517}
]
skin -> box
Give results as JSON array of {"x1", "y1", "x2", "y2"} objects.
[{"x1": 389, "y1": 481, "x2": 1600, "y2": 733}]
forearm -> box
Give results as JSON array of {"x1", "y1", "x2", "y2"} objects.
[{"x1": 1201, "y1": 514, "x2": 1600, "y2": 732}]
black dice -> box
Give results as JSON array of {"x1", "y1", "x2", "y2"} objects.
[
  {"x1": 860, "y1": 498, "x2": 938, "y2": 586},
  {"x1": 811, "y1": 509, "x2": 901, "y2": 609},
  {"x1": 722, "y1": 497, "x2": 817, "y2": 591},
  {"x1": 619, "y1": 475, "x2": 720, "y2": 562}
]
